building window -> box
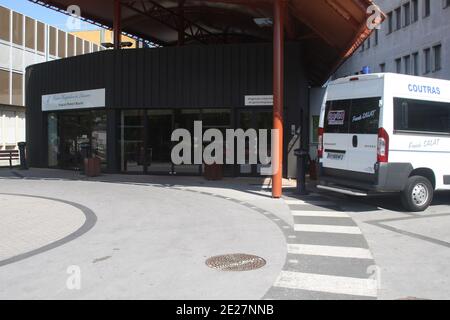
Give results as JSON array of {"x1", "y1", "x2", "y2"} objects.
[
  {"x1": 395, "y1": 58, "x2": 402, "y2": 73},
  {"x1": 433, "y1": 44, "x2": 442, "y2": 71},
  {"x1": 0, "y1": 7, "x2": 10, "y2": 42},
  {"x1": 387, "y1": 11, "x2": 393, "y2": 34},
  {"x1": 379, "y1": 63, "x2": 386, "y2": 72},
  {"x1": 412, "y1": 0, "x2": 419, "y2": 22},
  {"x1": 403, "y1": 2, "x2": 411, "y2": 27},
  {"x1": 84, "y1": 40, "x2": 90, "y2": 54},
  {"x1": 12, "y1": 12, "x2": 23, "y2": 46},
  {"x1": 374, "y1": 29, "x2": 379, "y2": 46},
  {"x1": 366, "y1": 37, "x2": 371, "y2": 49},
  {"x1": 0, "y1": 69, "x2": 10, "y2": 105},
  {"x1": 67, "y1": 34, "x2": 75, "y2": 57},
  {"x1": 404, "y1": 55, "x2": 411, "y2": 75},
  {"x1": 12, "y1": 72, "x2": 23, "y2": 106},
  {"x1": 445, "y1": 0, "x2": 450, "y2": 8},
  {"x1": 49, "y1": 27, "x2": 57, "y2": 56},
  {"x1": 412, "y1": 52, "x2": 419, "y2": 75},
  {"x1": 76, "y1": 37, "x2": 83, "y2": 55},
  {"x1": 36, "y1": 21, "x2": 45, "y2": 53},
  {"x1": 58, "y1": 30, "x2": 66, "y2": 58},
  {"x1": 424, "y1": 48, "x2": 431, "y2": 74},
  {"x1": 25, "y1": 17, "x2": 35, "y2": 50},
  {"x1": 395, "y1": 7, "x2": 402, "y2": 30},
  {"x1": 424, "y1": 0, "x2": 431, "y2": 17}
]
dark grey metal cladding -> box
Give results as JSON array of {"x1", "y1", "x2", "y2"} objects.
[{"x1": 26, "y1": 42, "x2": 308, "y2": 169}]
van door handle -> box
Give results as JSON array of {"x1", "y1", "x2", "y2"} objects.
[{"x1": 352, "y1": 135, "x2": 358, "y2": 148}]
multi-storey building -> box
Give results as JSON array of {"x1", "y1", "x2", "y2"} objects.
[
  {"x1": 0, "y1": 4, "x2": 102, "y2": 157},
  {"x1": 335, "y1": 0, "x2": 450, "y2": 79},
  {"x1": 71, "y1": 30, "x2": 142, "y2": 49}
]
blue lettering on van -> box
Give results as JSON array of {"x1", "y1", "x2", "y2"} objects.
[{"x1": 408, "y1": 84, "x2": 441, "y2": 95}]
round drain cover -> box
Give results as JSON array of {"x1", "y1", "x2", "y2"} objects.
[{"x1": 206, "y1": 254, "x2": 266, "y2": 272}]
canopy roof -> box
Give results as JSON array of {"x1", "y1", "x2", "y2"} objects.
[{"x1": 29, "y1": 0, "x2": 383, "y2": 85}]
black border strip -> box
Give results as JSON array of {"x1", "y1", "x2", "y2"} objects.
[{"x1": 0, "y1": 193, "x2": 97, "y2": 267}]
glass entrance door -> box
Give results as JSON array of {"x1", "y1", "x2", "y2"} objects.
[
  {"x1": 53, "y1": 110, "x2": 107, "y2": 170},
  {"x1": 146, "y1": 110, "x2": 174, "y2": 174}
]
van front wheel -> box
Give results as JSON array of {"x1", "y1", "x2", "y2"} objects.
[{"x1": 401, "y1": 176, "x2": 434, "y2": 212}]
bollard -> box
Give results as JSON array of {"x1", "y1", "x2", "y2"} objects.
[
  {"x1": 294, "y1": 148, "x2": 309, "y2": 195},
  {"x1": 17, "y1": 142, "x2": 28, "y2": 170}
]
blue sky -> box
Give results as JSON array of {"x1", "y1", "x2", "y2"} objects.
[{"x1": 0, "y1": 0, "x2": 100, "y2": 30}]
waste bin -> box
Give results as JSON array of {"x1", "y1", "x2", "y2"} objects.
[
  {"x1": 294, "y1": 148, "x2": 309, "y2": 195},
  {"x1": 17, "y1": 142, "x2": 28, "y2": 170},
  {"x1": 84, "y1": 157, "x2": 101, "y2": 177}
]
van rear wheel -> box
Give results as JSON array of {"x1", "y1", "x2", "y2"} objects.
[{"x1": 401, "y1": 176, "x2": 434, "y2": 212}]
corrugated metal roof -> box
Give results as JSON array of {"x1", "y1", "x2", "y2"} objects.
[{"x1": 28, "y1": 0, "x2": 384, "y2": 85}]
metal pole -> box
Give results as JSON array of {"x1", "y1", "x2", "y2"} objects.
[
  {"x1": 272, "y1": 0, "x2": 285, "y2": 199},
  {"x1": 113, "y1": 0, "x2": 122, "y2": 50},
  {"x1": 178, "y1": 0, "x2": 185, "y2": 46}
]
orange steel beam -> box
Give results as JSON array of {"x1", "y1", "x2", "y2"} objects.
[
  {"x1": 272, "y1": 0, "x2": 285, "y2": 199},
  {"x1": 113, "y1": 0, "x2": 122, "y2": 49}
]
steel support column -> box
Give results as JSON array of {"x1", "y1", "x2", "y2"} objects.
[
  {"x1": 113, "y1": 0, "x2": 122, "y2": 49},
  {"x1": 272, "y1": 0, "x2": 285, "y2": 198},
  {"x1": 177, "y1": 0, "x2": 185, "y2": 46}
]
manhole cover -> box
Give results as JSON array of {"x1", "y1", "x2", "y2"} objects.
[{"x1": 206, "y1": 254, "x2": 266, "y2": 271}]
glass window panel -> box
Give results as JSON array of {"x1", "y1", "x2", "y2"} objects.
[
  {"x1": 49, "y1": 27, "x2": 56, "y2": 56},
  {"x1": 84, "y1": 40, "x2": 90, "y2": 54},
  {"x1": 120, "y1": 110, "x2": 145, "y2": 172},
  {"x1": 12, "y1": 72, "x2": 23, "y2": 106},
  {"x1": 12, "y1": 12, "x2": 23, "y2": 45},
  {"x1": 36, "y1": 21, "x2": 45, "y2": 52},
  {"x1": 58, "y1": 30, "x2": 66, "y2": 57},
  {"x1": 25, "y1": 17, "x2": 35, "y2": 49},
  {"x1": 76, "y1": 37, "x2": 83, "y2": 55},
  {"x1": 0, "y1": 69, "x2": 10, "y2": 104},
  {"x1": 48, "y1": 113, "x2": 58, "y2": 167},
  {"x1": 0, "y1": 7, "x2": 10, "y2": 41},
  {"x1": 394, "y1": 98, "x2": 450, "y2": 134},
  {"x1": 202, "y1": 109, "x2": 231, "y2": 128},
  {"x1": 67, "y1": 34, "x2": 75, "y2": 57}
]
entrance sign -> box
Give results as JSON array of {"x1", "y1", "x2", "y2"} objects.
[
  {"x1": 245, "y1": 95, "x2": 273, "y2": 106},
  {"x1": 42, "y1": 89, "x2": 106, "y2": 111}
]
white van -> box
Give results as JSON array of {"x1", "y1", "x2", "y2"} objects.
[{"x1": 317, "y1": 73, "x2": 450, "y2": 212}]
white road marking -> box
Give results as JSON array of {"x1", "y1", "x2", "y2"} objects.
[
  {"x1": 285, "y1": 199, "x2": 335, "y2": 206},
  {"x1": 291, "y1": 210, "x2": 349, "y2": 218},
  {"x1": 287, "y1": 244, "x2": 373, "y2": 259},
  {"x1": 294, "y1": 224, "x2": 362, "y2": 234},
  {"x1": 274, "y1": 271, "x2": 377, "y2": 297}
]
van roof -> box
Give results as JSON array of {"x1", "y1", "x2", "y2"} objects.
[{"x1": 330, "y1": 73, "x2": 450, "y2": 86}]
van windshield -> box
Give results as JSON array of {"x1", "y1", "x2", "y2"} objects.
[{"x1": 325, "y1": 97, "x2": 380, "y2": 134}]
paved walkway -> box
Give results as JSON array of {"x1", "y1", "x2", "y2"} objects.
[{"x1": 0, "y1": 169, "x2": 289, "y2": 299}]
